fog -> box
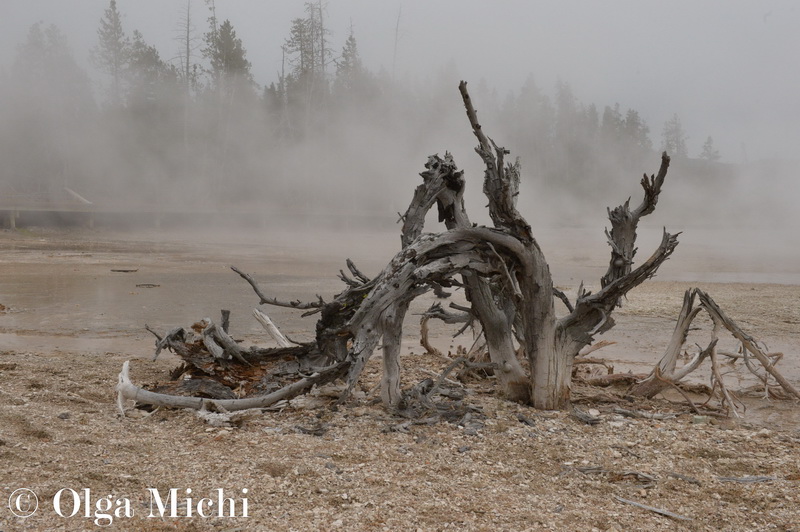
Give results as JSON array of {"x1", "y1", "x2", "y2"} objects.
[{"x1": 1, "y1": 1, "x2": 798, "y2": 273}]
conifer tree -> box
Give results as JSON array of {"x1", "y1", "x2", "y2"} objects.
[
  {"x1": 91, "y1": 0, "x2": 130, "y2": 106},
  {"x1": 700, "y1": 136, "x2": 721, "y2": 161},
  {"x1": 662, "y1": 113, "x2": 688, "y2": 159}
]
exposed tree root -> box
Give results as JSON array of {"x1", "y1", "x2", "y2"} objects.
[{"x1": 116, "y1": 82, "x2": 797, "y2": 420}]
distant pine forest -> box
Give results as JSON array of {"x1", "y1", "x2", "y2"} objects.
[{"x1": 3, "y1": 1, "x2": 767, "y2": 229}]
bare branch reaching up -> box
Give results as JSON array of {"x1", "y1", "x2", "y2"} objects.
[
  {"x1": 602, "y1": 152, "x2": 671, "y2": 292},
  {"x1": 459, "y1": 80, "x2": 532, "y2": 242}
]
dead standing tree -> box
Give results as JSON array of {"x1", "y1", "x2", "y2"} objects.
[
  {"x1": 118, "y1": 81, "x2": 679, "y2": 412},
  {"x1": 449, "y1": 81, "x2": 677, "y2": 409},
  {"x1": 334, "y1": 82, "x2": 676, "y2": 410}
]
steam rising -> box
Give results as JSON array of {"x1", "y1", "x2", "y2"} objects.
[{"x1": 0, "y1": 1, "x2": 797, "y2": 282}]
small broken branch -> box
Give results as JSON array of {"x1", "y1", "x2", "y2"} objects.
[
  {"x1": 614, "y1": 495, "x2": 692, "y2": 522},
  {"x1": 577, "y1": 340, "x2": 616, "y2": 357},
  {"x1": 612, "y1": 407, "x2": 677, "y2": 420},
  {"x1": 200, "y1": 319, "x2": 249, "y2": 365},
  {"x1": 147, "y1": 325, "x2": 188, "y2": 361},
  {"x1": 419, "y1": 316, "x2": 441, "y2": 356},
  {"x1": 231, "y1": 265, "x2": 324, "y2": 310},
  {"x1": 427, "y1": 356, "x2": 497, "y2": 400},
  {"x1": 252, "y1": 309, "x2": 291, "y2": 347},
  {"x1": 570, "y1": 407, "x2": 601, "y2": 425},
  {"x1": 346, "y1": 259, "x2": 371, "y2": 284},
  {"x1": 553, "y1": 288, "x2": 574, "y2": 313},
  {"x1": 717, "y1": 476, "x2": 776, "y2": 483},
  {"x1": 708, "y1": 317, "x2": 742, "y2": 418},
  {"x1": 651, "y1": 367, "x2": 702, "y2": 414}
]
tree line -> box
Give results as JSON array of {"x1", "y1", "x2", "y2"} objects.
[{"x1": 0, "y1": 0, "x2": 722, "y2": 216}]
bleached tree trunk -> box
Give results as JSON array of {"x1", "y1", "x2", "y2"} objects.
[{"x1": 459, "y1": 83, "x2": 678, "y2": 409}]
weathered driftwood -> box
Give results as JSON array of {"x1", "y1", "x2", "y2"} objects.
[
  {"x1": 717, "y1": 475, "x2": 777, "y2": 483},
  {"x1": 707, "y1": 315, "x2": 742, "y2": 417},
  {"x1": 580, "y1": 373, "x2": 646, "y2": 387},
  {"x1": 612, "y1": 407, "x2": 677, "y2": 420},
  {"x1": 116, "y1": 360, "x2": 347, "y2": 413},
  {"x1": 614, "y1": 495, "x2": 692, "y2": 522},
  {"x1": 629, "y1": 289, "x2": 707, "y2": 398},
  {"x1": 146, "y1": 325, "x2": 189, "y2": 361},
  {"x1": 401, "y1": 152, "x2": 528, "y2": 402},
  {"x1": 122, "y1": 306, "x2": 349, "y2": 412},
  {"x1": 570, "y1": 407, "x2": 601, "y2": 425},
  {"x1": 252, "y1": 309, "x2": 291, "y2": 347},
  {"x1": 627, "y1": 288, "x2": 799, "y2": 414},
  {"x1": 601, "y1": 159, "x2": 670, "y2": 295},
  {"x1": 121, "y1": 81, "x2": 687, "y2": 412},
  {"x1": 698, "y1": 289, "x2": 800, "y2": 401},
  {"x1": 458, "y1": 81, "x2": 680, "y2": 409}
]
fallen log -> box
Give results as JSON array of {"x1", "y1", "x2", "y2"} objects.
[{"x1": 116, "y1": 360, "x2": 348, "y2": 413}]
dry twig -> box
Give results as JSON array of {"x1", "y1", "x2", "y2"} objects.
[{"x1": 614, "y1": 495, "x2": 692, "y2": 521}]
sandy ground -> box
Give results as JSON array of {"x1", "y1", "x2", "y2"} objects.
[{"x1": 1, "y1": 225, "x2": 799, "y2": 531}]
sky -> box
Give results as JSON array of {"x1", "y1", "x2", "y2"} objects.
[{"x1": 1, "y1": 0, "x2": 799, "y2": 163}]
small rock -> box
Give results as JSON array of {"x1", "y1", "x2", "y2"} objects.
[
  {"x1": 57, "y1": 412, "x2": 70, "y2": 420},
  {"x1": 588, "y1": 409, "x2": 601, "y2": 417},
  {"x1": 756, "y1": 428, "x2": 772, "y2": 438}
]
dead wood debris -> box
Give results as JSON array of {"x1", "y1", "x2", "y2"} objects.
[
  {"x1": 570, "y1": 407, "x2": 602, "y2": 425},
  {"x1": 614, "y1": 495, "x2": 692, "y2": 522},
  {"x1": 717, "y1": 475, "x2": 777, "y2": 483},
  {"x1": 122, "y1": 283, "x2": 798, "y2": 424},
  {"x1": 668, "y1": 472, "x2": 701, "y2": 485},
  {"x1": 612, "y1": 407, "x2": 677, "y2": 420},
  {"x1": 116, "y1": 84, "x2": 798, "y2": 422},
  {"x1": 576, "y1": 466, "x2": 657, "y2": 488},
  {"x1": 570, "y1": 288, "x2": 799, "y2": 417}
]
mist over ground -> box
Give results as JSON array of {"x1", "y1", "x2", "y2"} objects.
[{"x1": 1, "y1": 1, "x2": 797, "y2": 272}]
